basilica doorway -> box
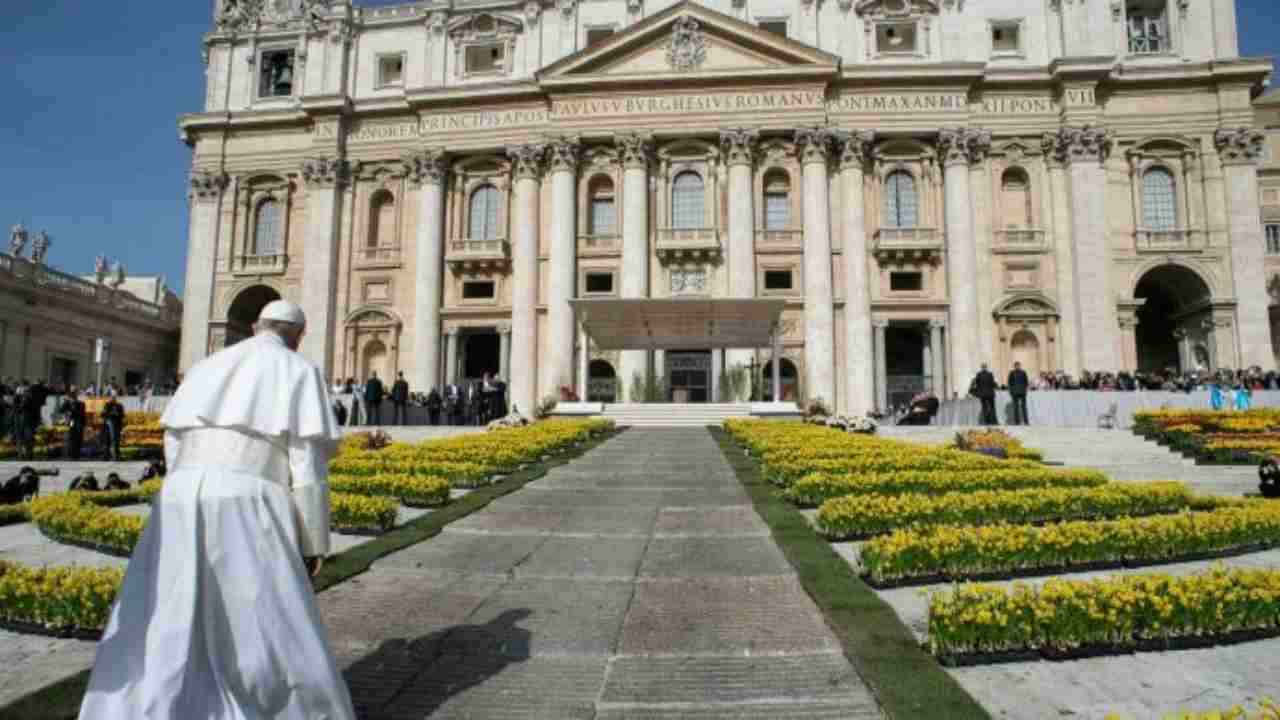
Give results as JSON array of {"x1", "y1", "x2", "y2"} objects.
[
  {"x1": 1009, "y1": 329, "x2": 1041, "y2": 377},
  {"x1": 587, "y1": 360, "x2": 618, "y2": 402},
  {"x1": 461, "y1": 330, "x2": 500, "y2": 382},
  {"x1": 226, "y1": 285, "x2": 281, "y2": 346},
  {"x1": 886, "y1": 324, "x2": 928, "y2": 411},
  {"x1": 666, "y1": 350, "x2": 711, "y2": 403},
  {"x1": 761, "y1": 358, "x2": 799, "y2": 402},
  {"x1": 1134, "y1": 265, "x2": 1212, "y2": 373}
]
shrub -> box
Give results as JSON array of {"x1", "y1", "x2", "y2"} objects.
[
  {"x1": 28, "y1": 495, "x2": 145, "y2": 556},
  {"x1": 784, "y1": 467, "x2": 1108, "y2": 506},
  {"x1": 330, "y1": 474, "x2": 450, "y2": 507},
  {"x1": 329, "y1": 492, "x2": 399, "y2": 533},
  {"x1": 0, "y1": 560, "x2": 123, "y2": 634}
]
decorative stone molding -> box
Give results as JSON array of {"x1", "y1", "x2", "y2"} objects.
[
  {"x1": 215, "y1": 0, "x2": 329, "y2": 35},
  {"x1": 301, "y1": 156, "x2": 352, "y2": 187},
  {"x1": 507, "y1": 143, "x2": 547, "y2": 180},
  {"x1": 1214, "y1": 127, "x2": 1266, "y2": 166},
  {"x1": 855, "y1": 0, "x2": 940, "y2": 17},
  {"x1": 427, "y1": 10, "x2": 448, "y2": 35},
  {"x1": 666, "y1": 16, "x2": 708, "y2": 72},
  {"x1": 719, "y1": 128, "x2": 760, "y2": 167},
  {"x1": 401, "y1": 149, "x2": 449, "y2": 187},
  {"x1": 545, "y1": 135, "x2": 582, "y2": 173},
  {"x1": 1178, "y1": 0, "x2": 1190, "y2": 19},
  {"x1": 614, "y1": 132, "x2": 653, "y2": 169},
  {"x1": 938, "y1": 127, "x2": 991, "y2": 166},
  {"x1": 1042, "y1": 125, "x2": 1113, "y2": 166},
  {"x1": 497, "y1": 322, "x2": 512, "y2": 335},
  {"x1": 557, "y1": 0, "x2": 576, "y2": 18},
  {"x1": 328, "y1": 19, "x2": 352, "y2": 44},
  {"x1": 627, "y1": 0, "x2": 643, "y2": 14},
  {"x1": 793, "y1": 126, "x2": 836, "y2": 165},
  {"x1": 190, "y1": 170, "x2": 230, "y2": 200},
  {"x1": 838, "y1": 130, "x2": 876, "y2": 170},
  {"x1": 523, "y1": 1, "x2": 541, "y2": 24}
]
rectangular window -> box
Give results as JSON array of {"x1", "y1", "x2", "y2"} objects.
[
  {"x1": 378, "y1": 54, "x2": 405, "y2": 87},
  {"x1": 876, "y1": 22, "x2": 917, "y2": 55},
  {"x1": 758, "y1": 20, "x2": 787, "y2": 37},
  {"x1": 1267, "y1": 225, "x2": 1280, "y2": 256},
  {"x1": 462, "y1": 281, "x2": 496, "y2": 300},
  {"x1": 586, "y1": 27, "x2": 614, "y2": 46},
  {"x1": 890, "y1": 272, "x2": 924, "y2": 292},
  {"x1": 1127, "y1": 2, "x2": 1169, "y2": 54},
  {"x1": 991, "y1": 22, "x2": 1020, "y2": 54},
  {"x1": 465, "y1": 43, "x2": 505, "y2": 74},
  {"x1": 764, "y1": 269, "x2": 794, "y2": 291},
  {"x1": 585, "y1": 272, "x2": 614, "y2": 294},
  {"x1": 764, "y1": 193, "x2": 790, "y2": 230},
  {"x1": 590, "y1": 198, "x2": 617, "y2": 235},
  {"x1": 258, "y1": 49, "x2": 296, "y2": 98}
]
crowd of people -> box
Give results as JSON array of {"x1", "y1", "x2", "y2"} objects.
[
  {"x1": 0, "y1": 378, "x2": 130, "y2": 460},
  {"x1": 329, "y1": 370, "x2": 510, "y2": 427},
  {"x1": 1020, "y1": 366, "x2": 1278, "y2": 393}
]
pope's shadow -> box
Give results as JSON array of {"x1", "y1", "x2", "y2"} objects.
[{"x1": 344, "y1": 608, "x2": 533, "y2": 719}]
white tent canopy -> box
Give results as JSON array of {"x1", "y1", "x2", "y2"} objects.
[{"x1": 569, "y1": 298, "x2": 786, "y2": 350}]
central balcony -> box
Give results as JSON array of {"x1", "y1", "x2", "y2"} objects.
[
  {"x1": 872, "y1": 228, "x2": 943, "y2": 263},
  {"x1": 992, "y1": 229, "x2": 1048, "y2": 254},
  {"x1": 235, "y1": 253, "x2": 289, "y2": 275},
  {"x1": 446, "y1": 238, "x2": 510, "y2": 273},
  {"x1": 655, "y1": 227, "x2": 722, "y2": 263},
  {"x1": 754, "y1": 229, "x2": 803, "y2": 253},
  {"x1": 355, "y1": 244, "x2": 402, "y2": 269},
  {"x1": 577, "y1": 234, "x2": 621, "y2": 257},
  {"x1": 1134, "y1": 228, "x2": 1205, "y2": 253}
]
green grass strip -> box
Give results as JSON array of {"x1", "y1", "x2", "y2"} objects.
[
  {"x1": 0, "y1": 428, "x2": 621, "y2": 720},
  {"x1": 709, "y1": 427, "x2": 990, "y2": 720}
]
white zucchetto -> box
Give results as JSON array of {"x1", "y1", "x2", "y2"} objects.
[{"x1": 258, "y1": 299, "x2": 307, "y2": 326}]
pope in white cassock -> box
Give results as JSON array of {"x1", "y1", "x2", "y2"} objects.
[{"x1": 79, "y1": 300, "x2": 356, "y2": 719}]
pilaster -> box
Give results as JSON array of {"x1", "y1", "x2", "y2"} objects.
[
  {"x1": 299, "y1": 155, "x2": 353, "y2": 376},
  {"x1": 616, "y1": 132, "x2": 653, "y2": 400},
  {"x1": 720, "y1": 127, "x2": 760, "y2": 393},
  {"x1": 939, "y1": 126, "x2": 988, "y2": 389},
  {"x1": 545, "y1": 135, "x2": 581, "y2": 395},
  {"x1": 180, "y1": 169, "x2": 228, "y2": 372},
  {"x1": 1215, "y1": 127, "x2": 1273, "y2": 369},
  {"x1": 1043, "y1": 135, "x2": 1081, "y2": 375},
  {"x1": 404, "y1": 148, "x2": 448, "y2": 391},
  {"x1": 507, "y1": 142, "x2": 546, "y2": 414},
  {"x1": 839, "y1": 130, "x2": 875, "y2": 414},
  {"x1": 794, "y1": 126, "x2": 836, "y2": 406}
]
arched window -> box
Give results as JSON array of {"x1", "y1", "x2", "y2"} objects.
[
  {"x1": 253, "y1": 199, "x2": 282, "y2": 255},
  {"x1": 884, "y1": 171, "x2": 918, "y2": 228},
  {"x1": 368, "y1": 190, "x2": 396, "y2": 248},
  {"x1": 1000, "y1": 168, "x2": 1032, "y2": 229},
  {"x1": 763, "y1": 170, "x2": 791, "y2": 230},
  {"x1": 1142, "y1": 168, "x2": 1177, "y2": 231},
  {"x1": 671, "y1": 171, "x2": 705, "y2": 229},
  {"x1": 588, "y1": 176, "x2": 616, "y2": 235},
  {"x1": 469, "y1": 184, "x2": 501, "y2": 240}
]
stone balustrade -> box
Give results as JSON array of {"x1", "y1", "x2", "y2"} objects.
[
  {"x1": 754, "y1": 229, "x2": 803, "y2": 252},
  {"x1": 446, "y1": 238, "x2": 511, "y2": 272},
  {"x1": 235, "y1": 253, "x2": 289, "y2": 274},
  {"x1": 577, "y1": 234, "x2": 621, "y2": 257},
  {"x1": 1134, "y1": 228, "x2": 1205, "y2": 253},
  {"x1": 0, "y1": 252, "x2": 177, "y2": 325},
  {"x1": 992, "y1": 229, "x2": 1049, "y2": 253},
  {"x1": 355, "y1": 244, "x2": 402, "y2": 268},
  {"x1": 872, "y1": 227, "x2": 944, "y2": 262},
  {"x1": 655, "y1": 227, "x2": 722, "y2": 262}
]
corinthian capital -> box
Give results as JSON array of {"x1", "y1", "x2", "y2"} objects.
[
  {"x1": 793, "y1": 126, "x2": 836, "y2": 165},
  {"x1": 189, "y1": 169, "x2": 229, "y2": 201},
  {"x1": 1214, "y1": 127, "x2": 1266, "y2": 166},
  {"x1": 507, "y1": 142, "x2": 547, "y2": 180},
  {"x1": 837, "y1": 129, "x2": 876, "y2": 171},
  {"x1": 402, "y1": 148, "x2": 448, "y2": 187},
  {"x1": 301, "y1": 156, "x2": 352, "y2": 187},
  {"x1": 719, "y1": 128, "x2": 760, "y2": 167},
  {"x1": 545, "y1": 135, "x2": 582, "y2": 174},
  {"x1": 614, "y1": 132, "x2": 653, "y2": 169},
  {"x1": 938, "y1": 127, "x2": 992, "y2": 167},
  {"x1": 1042, "y1": 124, "x2": 1113, "y2": 166}
]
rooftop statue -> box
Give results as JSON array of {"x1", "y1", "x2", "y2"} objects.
[{"x1": 9, "y1": 223, "x2": 27, "y2": 257}]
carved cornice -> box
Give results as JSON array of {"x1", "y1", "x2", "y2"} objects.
[
  {"x1": 545, "y1": 135, "x2": 582, "y2": 174},
  {"x1": 523, "y1": 1, "x2": 541, "y2": 24},
  {"x1": 1214, "y1": 127, "x2": 1266, "y2": 166},
  {"x1": 301, "y1": 156, "x2": 353, "y2": 187},
  {"x1": 838, "y1": 130, "x2": 876, "y2": 170},
  {"x1": 427, "y1": 10, "x2": 448, "y2": 35},
  {"x1": 215, "y1": 0, "x2": 329, "y2": 35},
  {"x1": 719, "y1": 128, "x2": 760, "y2": 167},
  {"x1": 507, "y1": 143, "x2": 547, "y2": 180},
  {"x1": 793, "y1": 126, "x2": 836, "y2": 165},
  {"x1": 190, "y1": 170, "x2": 230, "y2": 201},
  {"x1": 402, "y1": 148, "x2": 449, "y2": 187},
  {"x1": 614, "y1": 132, "x2": 654, "y2": 169},
  {"x1": 666, "y1": 16, "x2": 708, "y2": 72},
  {"x1": 1042, "y1": 125, "x2": 1113, "y2": 166},
  {"x1": 938, "y1": 127, "x2": 991, "y2": 167}
]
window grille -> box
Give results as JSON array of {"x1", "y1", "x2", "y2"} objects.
[
  {"x1": 469, "y1": 185, "x2": 501, "y2": 240},
  {"x1": 1142, "y1": 168, "x2": 1177, "y2": 231},
  {"x1": 884, "y1": 171, "x2": 918, "y2": 228},
  {"x1": 671, "y1": 172, "x2": 705, "y2": 229},
  {"x1": 1127, "y1": 4, "x2": 1169, "y2": 54},
  {"x1": 254, "y1": 200, "x2": 282, "y2": 255}
]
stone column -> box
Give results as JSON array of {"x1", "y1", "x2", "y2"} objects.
[
  {"x1": 939, "y1": 128, "x2": 987, "y2": 389},
  {"x1": 507, "y1": 143, "x2": 546, "y2": 415},
  {"x1": 179, "y1": 170, "x2": 228, "y2": 372},
  {"x1": 616, "y1": 133, "x2": 652, "y2": 400},
  {"x1": 710, "y1": 348, "x2": 723, "y2": 401},
  {"x1": 578, "y1": 323, "x2": 589, "y2": 398},
  {"x1": 545, "y1": 136, "x2": 581, "y2": 395},
  {"x1": 874, "y1": 320, "x2": 888, "y2": 412},
  {"x1": 445, "y1": 328, "x2": 459, "y2": 384},
  {"x1": 298, "y1": 156, "x2": 352, "y2": 376},
  {"x1": 498, "y1": 323, "x2": 511, "y2": 383},
  {"x1": 1216, "y1": 128, "x2": 1275, "y2": 370},
  {"x1": 795, "y1": 126, "x2": 836, "y2": 406},
  {"x1": 929, "y1": 320, "x2": 946, "y2": 396},
  {"x1": 1050, "y1": 125, "x2": 1118, "y2": 372},
  {"x1": 1119, "y1": 317, "x2": 1138, "y2": 371},
  {"x1": 720, "y1": 128, "x2": 759, "y2": 386},
  {"x1": 839, "y1": 131, "x2": 875, "y2": 414},
  {"x1": 771, "y1": 333, "x2": 782, "y2": 402},
  {"x1": 1043, "y1": 141, "x2": 1082, "y2": 375},
  {"x1": 403, "y1": 149, "x2": 448, "y2": 392}
]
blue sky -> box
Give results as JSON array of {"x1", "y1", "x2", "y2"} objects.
[{"x1": 0, "y1": 0, "x2": 1277, "y2": 294}]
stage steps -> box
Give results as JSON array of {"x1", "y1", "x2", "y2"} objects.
[{"x1": 601, "y1": 402, "x2": 754, "y2": 427}]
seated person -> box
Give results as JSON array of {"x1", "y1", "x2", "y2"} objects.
[
  {"x1": 900, "y1": 392, "x2": 940, "y2": 426},
  {"x1": 140, "y1": 459, "x2": 166, "y2": 481},
  {"x1": 69, "y1": 471, "x2": 100, "y2": 492},
  {"x1": 103, "y1": 473, "x2": 130, "y2": 491}
]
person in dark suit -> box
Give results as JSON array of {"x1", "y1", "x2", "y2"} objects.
[
  {"x1": 102, "y1": 396, "x2": 126, "y2": 460},
  {"x1": 1007, "y1": 361, "x2": 1030, "y2": 425},
  {"x1": 390, "y1": 372, "x2": 410, "y2": 426},
  {"x1": 445, "y1": 383, "x2": 462, "y2": 426},
  {"x1": 494, "y1": 378, "x2": 508, "y2": 418},
  {"x1": 364, "y1": 372, "x2": 385, "y2": 426},
  {"x1": 971, "y1": 363, "x2": 999, "y2": 425},
  {"x1": 59, "y1": 387, "x2": 87, "y2": 460},
  {"x1": 426, "y1": 387, "x2": 443, "y2": 426}
]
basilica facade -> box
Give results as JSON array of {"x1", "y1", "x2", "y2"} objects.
[{"x1": 181, "y1": 0, "x2": 1274, "y2": 414}]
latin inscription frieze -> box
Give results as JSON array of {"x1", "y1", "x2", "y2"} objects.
[{"x1": 551, "y1": 90, "x2": 827, "y2": 119}]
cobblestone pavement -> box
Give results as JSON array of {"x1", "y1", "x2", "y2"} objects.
[{"x1": 318, "y1": 428, "x2": 884, "y2": 719}]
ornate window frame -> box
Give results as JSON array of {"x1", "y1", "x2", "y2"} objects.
[
  {"x1": 252, "y1": 42, "x2": 301, "y2": 104},
  {"x1": 234, "y1": 174, "x2": 294, "y2": 275},
  {"x1": 448, "y1": 13, "x2": 522, "y2": 79},
  {"x1": 1124, "y1": 135, "x2": 1201, "y2": 247},
  {"x1": 448, "y1": 156, "x2": 511, "y2": 243},
  {"x1": 988, "y1": 18, "x2": 1026, "y2": 59},
  {"x1": 375, "y1": 51, "x2": 407, "y2": 89},
  {"x1": 1119, "y1": 0, "x2": 1184, "y2": 59},
  {"x1": 657, "y1": 139, "x2": 721, "y2": 231},
  {"x1": 856, "y1": 0, "x2": 938, "y2": 61}
]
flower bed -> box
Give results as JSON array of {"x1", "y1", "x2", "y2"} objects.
[
  {"x1": 0, "y1": 504, "x2": 30, "y2": 527},
  {"x1": 0, "y1": 412, "x2": 164, "y2": 461},
  {"x1": 815, "y1": 482, "x2": 1200, "y2": 540},
  {"x1": 861, "y1": 503, "x2": 1280, "y2": 586},
  {"x1": 784, "y1": 467, "x2": 1109, "y2": 507},
  {"x1": 28, "y1": 495, "x2": 145, "y2": 557},
  {"x1": 329, "y1": 492, "x2": 399, "y2": 534},
  {"x1": 926, "y1": 566, "x2": 1280, "y2": 665},
  {"x1": 0, "y1": 560, "x2": 123, "y2": 639},
  {"x1": 949, "y1": 429, "x2": 1044, "y2": 462},
  {"x1": 330, "y1": 474, "x2": 451, "y2": 508},
  {"x1": 1133, "y1": 409, "x2": 1280, "y2": 465}
]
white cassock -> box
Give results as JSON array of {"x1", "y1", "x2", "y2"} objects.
[{"x1": 79, "y1": 332, "x2": 356, "y2": 720}]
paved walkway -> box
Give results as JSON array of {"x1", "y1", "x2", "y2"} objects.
[{"x1": 318, "y1": 428, "x2": 883, "y2": 719}]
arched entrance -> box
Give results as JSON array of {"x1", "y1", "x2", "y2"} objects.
[
  {"x1": 1010, "y1": 330, "x2": 1040, "y2": 377},
  {"x1": 226, "y1": 285, "x2": 281, "y2": 347},
  {"x1": 1134, "y1": 265, "x2": 1213, "y2": 373},
  {"x1": 762, "y1": 358, "x2": 799, "y2": 402},
  {"x1": 587, "y1": 360, "x2": 617, "y2": 402}
]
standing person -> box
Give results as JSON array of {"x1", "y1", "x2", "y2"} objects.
[
  {"x1": 971, "y1": 363, "x2": 999, "y2": 426},
  {"x1": 78, "y1": 300, "x2": 355, "y2": 720},
  {"x1": 444, "y1": 382, "x2": 461, "y2": 426},
  {"x1": 363, "y1": 372, "x2": 385, "y2": 426},
  {"x1": 1007, "y1": 361, "x2": 1030, "y2": 426},
  {"x1": 426, "y1": 387, "x2": 443, "y2": 426},
  {"x1": 391, "y1": 372, "x2": 410, "y2": 426},
  {"x1": 60, "y1": 387, "x2": 87, "y2": 460},
  {"x1": 19, "y1": 383, "x2": 44, "y2": 460},
  {"x1": 350, "y1": 377, "x2": 365, "y2": 427},
  {"x1": 101, "y1": 395, "x2": 126, "y2": 461}
]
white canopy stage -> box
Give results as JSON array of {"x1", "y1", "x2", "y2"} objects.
[{"x1": 569, "y1": 298, "x2": 790, "y2": 401}]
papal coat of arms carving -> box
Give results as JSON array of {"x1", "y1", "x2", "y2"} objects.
[{"x1": 666, "y1": 16, "x2": 708, "y2": 71}]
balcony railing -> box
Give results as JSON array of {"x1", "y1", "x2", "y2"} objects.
[
  {"x1": 872, "y1": 227, "x2": 943, "y2": 262},
  {"x1": 446, "y1": 238, "x2": 510, "y2": 271},
  {"x1": 755, "y1": 229, "x2": 803, "y2": 251},
  {"x1": 992, "y1": 229, "x2": 1048, "y2": 253},
  {"x1": 236, "y1": 253, "x2": 289, "y2": 274},
  {"x1": 655, "y1": 227, "x2": 722, "y2": 262},
  {"x1": 1, "y1": 251, "x2": 176, "y2": 324},
  {"x1": 356, "y1": 244, "x2": 402, "y2": 268},
  {"x1": 577, "y1": 234, "x2": 621, "y2": 256},
  {"x1": 1134, "y1": 228, "x2": 1205, "y2": 253}
]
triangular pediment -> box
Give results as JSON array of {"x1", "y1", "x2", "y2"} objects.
[{"x1": 539, "y1": 1, "x2": 839, "y2": 83}]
